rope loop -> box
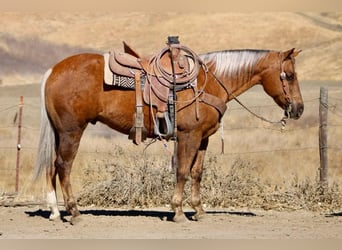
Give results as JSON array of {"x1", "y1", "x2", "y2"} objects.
[{"x1": 153, "y1": 44, "x2": 203, "y2": 85}]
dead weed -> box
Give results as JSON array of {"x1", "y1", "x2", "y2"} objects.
[{"x1": 77, "y1": 154, "x2": 342, "y2": 212}]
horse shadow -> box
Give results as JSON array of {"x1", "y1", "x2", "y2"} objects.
[
  {"x1": 325, "y1": 212, "x2": 342, "y2": 217},
  {"x1": 25, "y1": 208, "x2": 256, "y2": 222}
]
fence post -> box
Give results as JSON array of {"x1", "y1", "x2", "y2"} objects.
[
  {"x1": 319, "y1": 86, "x2": 328, "y2": 188},
  {"x1": 15, "y1": 96, "x2": 23, "y2": 193}
]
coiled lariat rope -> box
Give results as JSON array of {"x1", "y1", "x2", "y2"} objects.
[{"x1": 153, "y1": 44, "x2": 202, "y2": 86}]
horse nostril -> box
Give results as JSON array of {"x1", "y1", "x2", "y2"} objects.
[
  {"x1": 288, "y1": 103, "x2": 304, "y2": 119},
  {"x1": 295, "y1": 105, "x2": 304, "y2": 119},
  {"x1": 300, "y1": 109, "x2": 304, "y2": 116},
  {"x1": 299, "y1": 105, "x2": 304, "y2": 115}
]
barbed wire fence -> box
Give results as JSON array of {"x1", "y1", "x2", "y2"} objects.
[{"x1": 0, "y1": 86, "x2": 341, "y2": 205}]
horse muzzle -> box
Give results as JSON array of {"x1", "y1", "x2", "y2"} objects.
[{"x1": 285, "y1": 102, "x2": 304, "y2": 120}]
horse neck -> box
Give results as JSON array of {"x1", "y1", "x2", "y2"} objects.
[{"x1": 201, "y1": 50, "x2": 271, "y2": 102}]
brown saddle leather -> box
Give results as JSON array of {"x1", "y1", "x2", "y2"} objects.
[
  {"x1": 108, "y1": 42, "x2": 194, "y2": 114},
  {"x1": 123, "y1": 41, "x2": 141, "y2": 58},
  {"x1": 142, "y1": 49, "x2": 191, "y2": 113},
  {"x1": 108, "y1": 50, "x2": 142, "y2": 77}
]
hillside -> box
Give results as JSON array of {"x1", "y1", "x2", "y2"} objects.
[{"x1": 0, "y1": 12, "x2": 341, "y2": 85}]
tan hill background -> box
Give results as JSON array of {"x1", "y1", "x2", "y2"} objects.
[{"x1": 0, "y1": 12, "x2": 341, "y2": 85}]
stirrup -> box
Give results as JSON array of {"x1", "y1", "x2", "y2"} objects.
[{"x1": 154, "y1": 112, "x2": 174, "y2": 140}]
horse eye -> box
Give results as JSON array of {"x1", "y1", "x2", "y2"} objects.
[{"x1": 286, "y1": 73, "x2": 294, "y2": 81}]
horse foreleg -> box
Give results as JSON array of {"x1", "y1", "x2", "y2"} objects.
[
  {"x1": 171, "y1": 166, "x2": 188, "y2": 222},
  {"x1": 190, "y1": 138, "x2": 209, "y2": 221},
  {"x1": 171, "y1": 132, "x2": 201, "y2": 222},
  {"x1": 46, "y1": 164, "x2": 60, "y2": 221}
]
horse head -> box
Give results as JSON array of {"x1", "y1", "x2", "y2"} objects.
[{"x1": 260, "y1": 48, "x2": 304, "y2": 119}]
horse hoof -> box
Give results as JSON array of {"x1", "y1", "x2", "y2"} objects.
[
  {"x1": 191, "y1": 212, "x2": 206, "y2": 221},
  {"x1": 172, "y1": 213, "x2": 189, "y2": 223},
  {"x1": 70, "y1": 215, "x2": 82, "y2": 225},
  {"x1": 49, "y1": 213, "x2": 61, "y2": 221}
]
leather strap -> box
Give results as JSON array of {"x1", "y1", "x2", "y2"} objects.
[
  {"x1": 199, "y1": 92, "x2": 227, "y2": 119},
  {"x1": 129, "y1": 72, "x2": 146, "y2": 145}
]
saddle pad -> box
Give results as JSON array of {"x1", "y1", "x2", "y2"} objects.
[{"x1": 103, "y1": 53, "x2": 135, "y2": 89}]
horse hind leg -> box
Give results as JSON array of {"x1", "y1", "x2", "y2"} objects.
[
  {"x1": 46, "y1": 163, "x2": 60, "y2": 221},
  {"x1": 55, "y1": 130, "x2": 83, "y2": 224}
]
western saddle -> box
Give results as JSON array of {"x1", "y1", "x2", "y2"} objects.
[
  {"x1": 107, "y1": 37, "x2": 226, "y2": 148},
  {"x1": 106, "y1": 37, "x2": 204, "y2": 145}
]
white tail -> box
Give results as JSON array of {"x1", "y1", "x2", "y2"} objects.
[{"x1": 33, "y1": 68, "x2": 55, "y2": 180}]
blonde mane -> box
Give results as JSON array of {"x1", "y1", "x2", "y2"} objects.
[{"x1": 200, "y1": 50, "x2": 269, "y2": 81}]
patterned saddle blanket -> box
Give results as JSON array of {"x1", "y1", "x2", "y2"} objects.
[{"x1": 103, "y1": 52, "x2": 136, "y2": 89}]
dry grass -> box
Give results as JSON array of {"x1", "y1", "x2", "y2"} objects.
[{"x1": 76, "y1": 148, "x2": 342, "y2": 213}]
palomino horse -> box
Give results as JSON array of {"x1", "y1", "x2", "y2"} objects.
[{"x1": 34, "y1": 47, "x2": 303, "y2": 223}]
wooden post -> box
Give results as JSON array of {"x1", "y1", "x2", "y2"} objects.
[
  {"x1": 319, "y1": 86, "x2": 328, "y2": 188},
  {"x1": 15, "y1": 96, "x2": 23, "y2": 193}
]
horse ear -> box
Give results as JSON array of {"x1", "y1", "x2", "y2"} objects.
[
  {"x1": 282, "y1": 48, "x2": 295, "y2": 60},
  {"x1": 282, "y1": 48, "x2": 302, "y2": 60},
  {"x1": 291, "y1": 49, "x2": 302, "y2": 58}
]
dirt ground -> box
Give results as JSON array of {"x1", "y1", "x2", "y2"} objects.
[{"x1": 0, "y1": 205, "x2": 341, "y2": 239}]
